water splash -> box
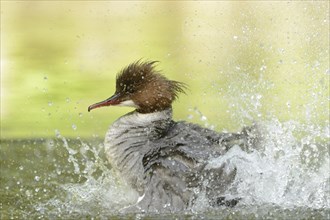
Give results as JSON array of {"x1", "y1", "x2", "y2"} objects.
[
  {"x1": 231, "y1": 120, "x2": 328, "y2": 209},
  {"x1": 35, "y1": 115, "x2": 329, "y2": 218},
  {"x1": 34, "y1": 70, "x2": 329, "y2": 218},
  {"x1": 35, "y1": 131, "x2": 138, "y2": 217}
]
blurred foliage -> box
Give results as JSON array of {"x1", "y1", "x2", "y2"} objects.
[{"x1": 1, "y1": 1, "x2": 329, "y2": 138}]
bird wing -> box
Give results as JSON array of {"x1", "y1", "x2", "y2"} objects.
[{"x1": 135, "y1": 121, "x2": 257, "y2": 211}]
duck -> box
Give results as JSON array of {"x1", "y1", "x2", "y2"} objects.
[{"x1": 88, "y1": 60, "x2": 258, "y2": 213}]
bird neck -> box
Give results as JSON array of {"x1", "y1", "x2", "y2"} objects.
[{"x1": 116, "y1": 107, "x2": 172, "y2": 130}]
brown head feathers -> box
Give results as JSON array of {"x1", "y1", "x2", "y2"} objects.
[{"x1": 115, "y1": 60, "x2": 186, "y2": 113}]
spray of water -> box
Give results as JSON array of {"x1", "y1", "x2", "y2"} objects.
[
  {"x1": 35, "y1": 131, "x2": 139, "y2": 217},
  {"x1": 35, "y1": 118, "x2": 329, "y2": 217},
  {"x1": 35, "y1": 69, "x2": 329, "y2": 218}
]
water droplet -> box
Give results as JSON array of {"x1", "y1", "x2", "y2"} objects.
[
  {"x1": 256, "y1": 94, "x2": 262, "y2": 100},
  {"x1": 34, "y1": 176, "x2": 40, "y2": 182},
  {"x1": 79, "y1": 113, "x2": 83, "y2": 117},
  {"x1": 312, "y1": 60, "x2": 320, "y2": 68},
  {"x1": 233, "y1": 35, "x2": 238, "y2": 40},
  {"x1": 72, "y1": 124, "x2": 77, "y2": 130},
  {"x1": 286, "y1": 101, "x2": 291, "y2": 108},
  {"x1": 19, "y1": 166, "x2": 24, "y2": 171},
  {"x1": 66, "y1": 97, "x2": 70, "y2": 103},
  {"x1": 25, "y1": 190, "x2": 32, "y2": 197},
  {"x1": 201, "y1": 116, "x2": 207, "y2": 121},
  {"x1": 46, "y1": 140, "x2": 55, "y2": 148},
  {"x1": 55, "y1": 129, "x2": 61, "y2": 138},
  {"x1": 48, "y1": 101, "x2": 53, "y2": 106}
]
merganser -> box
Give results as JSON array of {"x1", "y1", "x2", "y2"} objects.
[{"x1": 88, "y1": 61, "x2": 257, "y2": 213}]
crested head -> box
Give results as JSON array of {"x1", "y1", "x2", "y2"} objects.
[{"x1": 88, "y1": 60, "x2": 186, "y2": 113}]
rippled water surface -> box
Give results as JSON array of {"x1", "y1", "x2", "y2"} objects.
[{"x1": 1, "y1": 118, "x2": 329, "y2": 219}]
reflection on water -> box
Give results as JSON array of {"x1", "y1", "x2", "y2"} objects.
[{"x1": 1, "y1": 115, "x2": 329, "y2": 219}]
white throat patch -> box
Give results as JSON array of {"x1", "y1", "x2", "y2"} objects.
[{"x1": 117, "y1": 100, "x2": 139, "y2": 108}]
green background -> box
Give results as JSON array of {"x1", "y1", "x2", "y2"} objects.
[{"x1": 1, "y1": 1, "x2": 329, "y2": 139}]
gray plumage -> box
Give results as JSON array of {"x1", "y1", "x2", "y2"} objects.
[{"x1": 104, "y1": 108, "x2": 258, "y2": 212}]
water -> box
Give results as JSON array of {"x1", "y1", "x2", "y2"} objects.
[
  {"x1": 1, "y1": 68, "x2": 329, "y2": 219},
  {"x1": 1, "y1": 116, "x2": 329, "y2": 219}
]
